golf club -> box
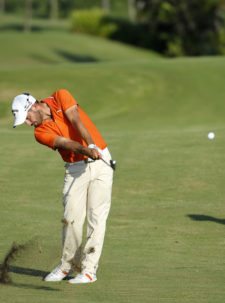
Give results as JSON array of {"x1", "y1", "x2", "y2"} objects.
[{"x1": 101, "y1": 158, "x2": 116, "y2": 170}]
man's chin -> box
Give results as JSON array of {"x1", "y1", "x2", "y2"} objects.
[{"x1": 33, "y1": 122, "x2": 39, "y2": 127}]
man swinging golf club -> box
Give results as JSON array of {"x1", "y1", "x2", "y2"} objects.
[{"x1": 11, "y1": 89, "x2": 114, "y2": 284}]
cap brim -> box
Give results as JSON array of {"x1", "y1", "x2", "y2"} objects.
[{"x1": 13, "y1": 111, "x2": 27, "y2": 128}]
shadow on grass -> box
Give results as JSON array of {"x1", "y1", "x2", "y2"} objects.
[
  {"x1": 55, "y1": 49, "x2": 99, "y2": 63},
  {"x1": 8, "y1": 265, "x2": 73, "y2": 281},
  {"x1": 31, "y1": 54, "x2": 59, "y2": 64},
  {"x1": 187, "y1": 214, "x2": 225, "y2": 225},
  {"x1": 0, "y1": 24, "x2": 43, "y2": 32},
  {"x1": 0, "y1": 266, "x2": 60, "y2": 291},
  {"x1": 9, "y1": 265, "x2": 48, "y2": 278}
]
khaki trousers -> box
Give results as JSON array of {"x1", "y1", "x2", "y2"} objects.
[{"x1": 60, "y1": 148, "x2": 113, "y2": 275}]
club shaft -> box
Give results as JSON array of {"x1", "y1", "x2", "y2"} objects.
[{"x1": 101, "y1": 158, "x2": 115, "y2": 170}]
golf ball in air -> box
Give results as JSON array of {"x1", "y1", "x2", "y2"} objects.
[{"x1": 208, "y1": 132, "x2": 215, "y2": 140}]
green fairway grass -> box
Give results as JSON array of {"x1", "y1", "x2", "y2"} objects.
[{"x1": 1, "y1": 27, "x2": 225, "y2": 303}]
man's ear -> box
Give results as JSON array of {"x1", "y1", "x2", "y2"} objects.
[{"x1": 32, "y1": 102, "x2": 38, "y2": 109}]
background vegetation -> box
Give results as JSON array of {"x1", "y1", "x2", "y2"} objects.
[{"x1": 1, "y1": 0, "x2": 225, "y2": 56}]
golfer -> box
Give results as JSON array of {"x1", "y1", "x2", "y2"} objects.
[{"x1": 11, "y1": 89, "x2": 114, "y2": 284}]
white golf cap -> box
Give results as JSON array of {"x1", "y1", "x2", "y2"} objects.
[{"x1": 12, "y1": 93, "x2": 36, "y2": 128}]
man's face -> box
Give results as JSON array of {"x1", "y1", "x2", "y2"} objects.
[{"x1": 25, "y1": 105, "x2": 42, "y2": 127}]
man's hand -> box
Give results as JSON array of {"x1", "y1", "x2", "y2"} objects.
[
  {"x1": 87, "y1": 148, "x2": 102, "y2": 160},
  {"x1": 54, "y1": 137, "x2": 102, "y2": 160}
]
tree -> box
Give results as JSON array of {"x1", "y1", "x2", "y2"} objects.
[
  {"x1": 24, "y1": 0, "x2": 32, "y2": 32},
  {"x1": 134, "y1": 0, "x2": 225, "y2": 56},
  {"x1": 102, "y1": 0, "x2": 111, "y2": 12},
  {"x1": 49, "y1": 0, "x2": 59, "y2": 20},
  {"x1": 0, "y1": 0, "x2": 5, "y2": 14},
  {"x1": 127, "y1": 0, "x2": 136, "y2": 22}
]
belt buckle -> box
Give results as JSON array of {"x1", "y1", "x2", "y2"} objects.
[{"x1": 84, "y1": 158, "x2": 94, "y2": 164}]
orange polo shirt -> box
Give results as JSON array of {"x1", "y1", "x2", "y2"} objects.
[{"x1": 34, "y1": 89, "x2": 107, "y2": 163}]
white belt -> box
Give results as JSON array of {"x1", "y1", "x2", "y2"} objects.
[
  {"x1": 65, "y1": 159, "x2": 93, "y2": 167},
  {"x1": 65, "y1": 147, "x2": 109, "y2": 167}
]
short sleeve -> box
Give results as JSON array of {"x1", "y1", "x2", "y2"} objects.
[
  {"x1": 35, "y1": 129, "x2": 57, "y2": 150},
  {"x1": 53, "y1": 89, "x2": 78, "y2": 112}
]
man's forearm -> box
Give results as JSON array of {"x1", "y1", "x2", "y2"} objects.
[
  {"x1": 60, "y1": 139, "x2": 87, "y2": 155},
  {"x1": 73, "y1": 121, "x2": 94, "y2": 146},
  {"x1": 65, "y1": 106, "x2": 95, "y2": 146},
  {"x1": 54, "y1": 136, "x2": 100, "y2": 160}
]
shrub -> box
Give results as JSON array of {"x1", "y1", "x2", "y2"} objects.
[{"x1": 70, "y1": 8, "x2": 117, "y2": 38}]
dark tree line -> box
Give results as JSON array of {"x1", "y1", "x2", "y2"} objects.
[
  {"x1": 2, "y1": 0, "x2": 225, "y2": 56},
  {"x1": 133, "y1": 0, "x2": 225, "y2": 55},
  {"x1": 0, "y1": 0, "x2": 126, "y2": 18}
]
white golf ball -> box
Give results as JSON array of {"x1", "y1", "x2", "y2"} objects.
[{"x1": 208, "y1": 132, "x2": 215, "y2": 140}]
